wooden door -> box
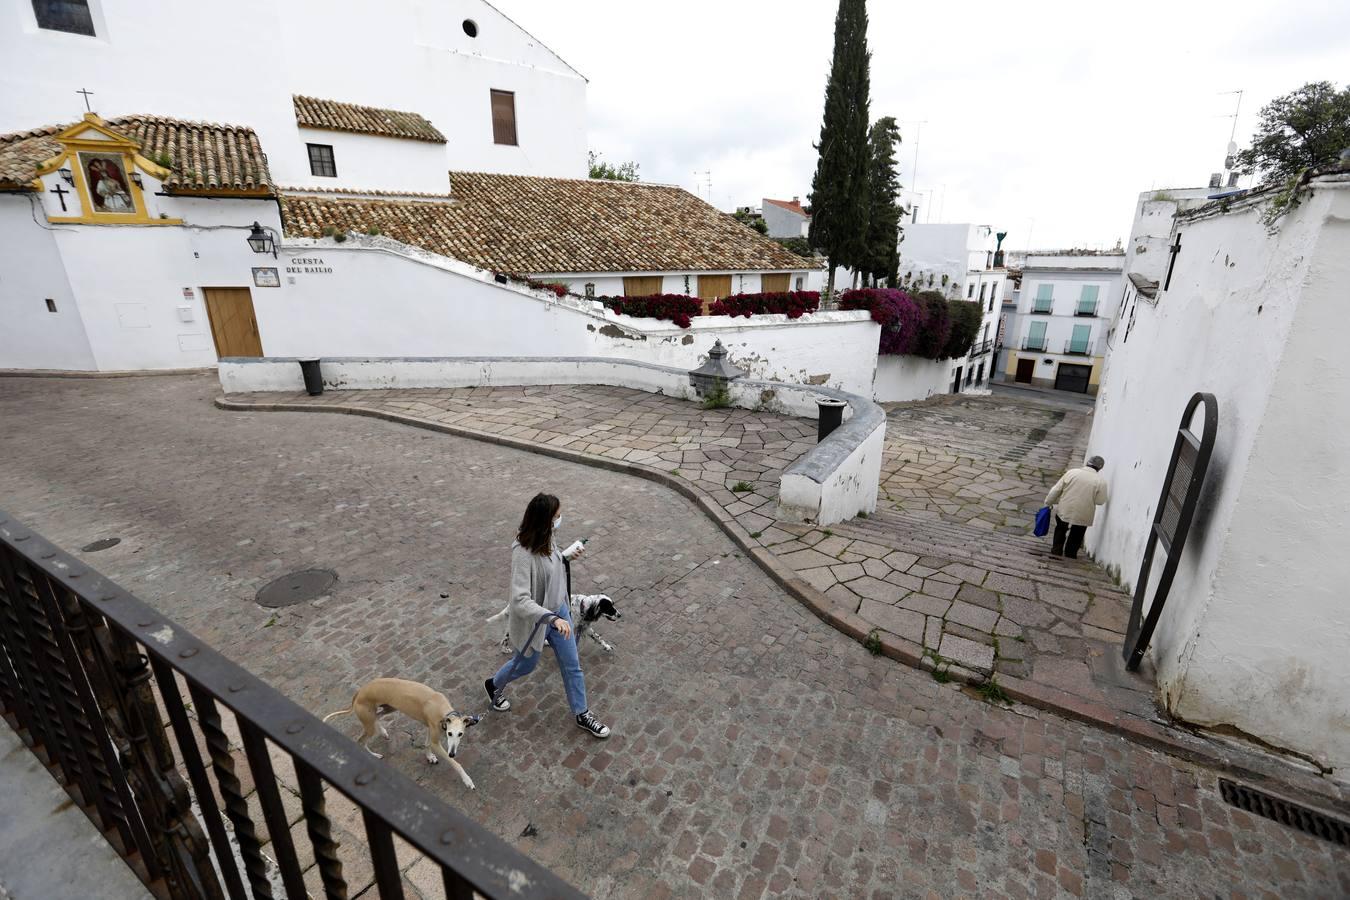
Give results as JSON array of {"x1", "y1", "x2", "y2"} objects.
[
  {"x1": 1054, "y1": 363, "x2": 1092, "y2": 394},
  {"x1": 202, "y1": 288, "x2": 263, "y2": 358},
  {"x1": 761, "y1": 273, "x2": 790, "y2": 293},
  {"x1": 622, "y1": 276, "x2": 664, "y2": 297},
  {"x1": 697, "y1": 274, "x2": 732, "y2": 313},
  {"x1": 1015, "y1": 358, "x2": 1035, "y2": 383}
]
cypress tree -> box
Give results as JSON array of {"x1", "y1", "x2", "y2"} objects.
[
  {"x1": 862, "y1": 116, "x2": 902, "y2": 286},
  {"x1": 807, "y1": 0, "x2": 871, "y2": 305}
]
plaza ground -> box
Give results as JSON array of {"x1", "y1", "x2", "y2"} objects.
[{"x1": 0, "y1": 374, "x2": 1344, "y2": 899}]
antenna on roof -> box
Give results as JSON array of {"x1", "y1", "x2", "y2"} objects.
[{"x1": 1218, "y1": 89, "x2": 1244, "y2": 181}]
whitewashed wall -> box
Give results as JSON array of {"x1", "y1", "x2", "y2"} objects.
[
  {"x1": 292, "y1": 129, "x2": 450, "y2": 194},
  {"x1": 534, "y1": 270, "x2": 815, "y2": 301},
  {"x1": 0, "y1": 188, "x2": 283, "y2": 372},
  {"x1": 259, "y1": 237, "x2": 880, "y2": 395},
  {"x1": 872, "y1": 355, "x2": 955, "y2": 402},
  {"x1": 1087, "y1": 180, "x2": 1350, "y2": 773}
]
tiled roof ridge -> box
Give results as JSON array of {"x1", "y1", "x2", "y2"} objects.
[
  {"x1": 449, "y1": 169, "x2": 687, "y2": 192},
  {"x1": 279, "y1": 185, "x2": 454, "y2": 200},
  {"x1": 0, "y1": 113, "x2": 260, "y2": 146},
  {"x1": 293, "y1": 95, "x2": 446, "y2": 143}
]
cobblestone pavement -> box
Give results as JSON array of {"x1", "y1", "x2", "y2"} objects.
[
  {"x1": 2, "y1": 375, "x2": 1346, "y2": 900},
  {"x1": 226, "y1": 385, "x2": 1148, "y2": 726}
]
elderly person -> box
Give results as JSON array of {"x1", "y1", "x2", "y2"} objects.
[
  {"x1": 1045, "y1": 456, "x2": 1108, "y2": 559},
  {"x1": 483, "y1": 492, "x2": 610, "y2": 739}
]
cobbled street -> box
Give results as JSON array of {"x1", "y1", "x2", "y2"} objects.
[{"x1": 1, "y1": 375, "x2": 1344, "y2": 900}]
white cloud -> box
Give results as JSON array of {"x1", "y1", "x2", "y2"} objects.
[{"x1": 514, "y1": 0, "x2": 1349, "y2": 249}]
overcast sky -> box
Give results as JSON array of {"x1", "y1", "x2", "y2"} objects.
[{"x1": 510, "y1": 0, "x2": 1349, "y2": 250}]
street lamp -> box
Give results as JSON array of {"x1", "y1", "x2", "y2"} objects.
[{"x1": 246, "y1": 221, "x2": 276, "y2": 258}]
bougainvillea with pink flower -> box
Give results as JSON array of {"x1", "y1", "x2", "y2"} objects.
[
  {"x1": 708, "y1": 291, "x2": 821, "y2": 319},
  {"x1": 838, "y1": 288, "x2": 922, "y2": 355},
  {"x1": 600, "y1": 294, "x2": 704, "y2": 329}
]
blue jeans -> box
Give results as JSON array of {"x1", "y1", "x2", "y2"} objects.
[{"x1": 491, "y1": 603, "x2": 588, "y2": 715}]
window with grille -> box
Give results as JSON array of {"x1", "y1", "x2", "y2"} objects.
[
  {"x1": 1077, "y1": 284, "x2": 1100, "y2": 316},
  {"x1": 32, "y1": 0, "x2": 94, "y2": 35},
  {"x1": 491, "y1": 90, "x2": 518, "y2": 146},
  {"x1": 307, "y1": 144, "x2": 337, "y2": 178},
  {"x1": 1033, "y1": 283, "x2": 1053, "y2": 313}
]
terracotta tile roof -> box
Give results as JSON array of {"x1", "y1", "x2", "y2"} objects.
[
  {"x1": 764, "y1": 197, "x2": 809, "y2": 218},
  {"x1": 279, "y1": 172, "x2": 816, "y2": 274},
  {"x1": 293, "y1": 95, "x2": 446, "y2": 143},
  {"x1": 0, "y1": 115, "x2": 272, "y2": 193}
]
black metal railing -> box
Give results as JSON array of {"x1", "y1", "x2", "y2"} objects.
[
  {"x1": 1063, "y1": 340, "x2": 1093, "y2": 356},
  {"x1": 0, "y1": 510, "x2": 585, "y2": 900},
  {"x1": 968, "y1": 339, "x2": 993, "y2": 356},
  {"x1": 1022, "y1": 338, "x2": 1047, "y2": 351},
  {"x1": 1075, "y1": 305, "x2": 1099, "y2": 317},
  {"x1": 1029, "y1": 304, "x2": 1053, "y2": 315}
]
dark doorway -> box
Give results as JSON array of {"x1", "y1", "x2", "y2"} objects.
[
  {"x1": 1015, "y1": 358, "x2": 1035, "y2": 383},
  {"x1": 952, "y1": 367, "x2": 963, "y2": 394},
  {"x1": 1054, "y1": 363, "x2": 1092, "y2": 393}
]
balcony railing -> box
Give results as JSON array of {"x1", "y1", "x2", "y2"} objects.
[
  {"x1": 968, "y1": 339, "x2": 993, "y2": 356},
  {"x1": 1075, "y1": 304, "x2": 1099, "y2": 317},
  {"x1": 1030, "y1": 304, "x2": 1053, "y2": 315},
  {"x1": 1064, "y1": 340, "x2": 1093, "y2": 356},
  {"x1": 1022, "y1": 337, "x2": 1047, "y2": 351},
  {"x1": 0, "y1": 510, "x2": 585, "y2": 900}
]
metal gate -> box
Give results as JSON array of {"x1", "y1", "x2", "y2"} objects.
[
  {"x1": 1054, "y1": 363, "x2": 1092, "y2": 394},
  {"x1": 1122, "y1": 393, "x2": 1219, "y2": 670}
]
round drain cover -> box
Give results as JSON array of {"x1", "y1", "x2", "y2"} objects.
[
  {"x1": 81, "y1": 537, "x2": 121, "y2": 553},
  {"x1": 256, "y1": 569, "x2": 338, "y2": 608}
]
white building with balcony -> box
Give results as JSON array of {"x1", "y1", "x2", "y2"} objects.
[
  {"x1": 1002, "y1": 252, "x2": 1124, "y2": 394},
  {"x1": 898, "y1": 223, "x2": 1008, "y2": 390}
]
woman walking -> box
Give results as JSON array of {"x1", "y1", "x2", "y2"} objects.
[{"x1": 484, "y1": 492, "x2": 610, "y2": 738}]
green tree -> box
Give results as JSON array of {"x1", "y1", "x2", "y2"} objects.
[
  {"x1": 588, "y1": 151, "x2": 640, "y2": 182},
  {"x1": 732, "y1": 208, "x2": 769, "y2": 234},
  {"x1": 942, "y1": 297, "x2": 983, "y2": 359},
  {"x1": 1237, "y1": 81, "x2": 1350, "y2": 185},
  {"x1": 807, "y1": 0, "x2": 871, "y2": 306},
  {"x1": 861, "y1": 116, "x2": 902, "y2": 287}
]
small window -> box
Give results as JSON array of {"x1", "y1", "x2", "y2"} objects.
[
  {"x1": 46, "y1": 298, "x2": 58, "y2": 313},
  {"x1": 795, "y1": 276, "x2": 805, "y2": 291},
  {"x1": 979, "y1": 283, "x2": 987, "y2": 302},
  {"x1": 490, "y1": 90, "x2": 518, "y2": 146},
  {"x1": 307, "y1": 143, "x2": 337, "y2": 178},
  {"x1": 462, "y1": 19, "x2": 478, "y2": 37},
  {"x1": 32, "y1": 0, "x2": 95, "y2": 35},
  {"x1": 967, "y1": 283, "x2": 975, "y2": 299}
]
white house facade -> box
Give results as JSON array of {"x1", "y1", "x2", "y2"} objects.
[
  {"x1": 1086, "y1": 171, "x2": 1350, "y2": 775},
  {"x1": 898, "y1": 222, "x2": 1007, "y2": 390},
  {"x1": 1, "y1": 0, "x2": 588, "y2": 187},
  {"x1": 1001, "y1": 252, "x2": 1123, "y2": 394},
  {"x1": 762, "y1": 197, "x2": 810, "y2": 239}
]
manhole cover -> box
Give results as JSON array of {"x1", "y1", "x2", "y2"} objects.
[
  {"x1": 81, "y1": 537, "x2": 121, "y2": 552},
  {"x1": 256, "y1": 569, "x2": 338, "y2": 608}
]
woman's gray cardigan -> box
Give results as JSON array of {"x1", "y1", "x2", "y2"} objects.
[{"x1": 506, "y1": 540, "x2": 568, "y2": 655}]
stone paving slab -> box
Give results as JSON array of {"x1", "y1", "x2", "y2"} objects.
[{"x1": 3, "y1": 375, "x2": 1348, "y2": 898}]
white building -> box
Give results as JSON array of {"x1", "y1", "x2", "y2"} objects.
[
  {"x1": 762, "y1": 197, "x2": 810, "y2": 239},
  {"x1": 2, "y1": 0, "x2": 588, "y2": 188},
  {"x1": 897, "y1": 223, "x2": 1007, "y2": 389},
  {"x1": 1001, "y1": 252, "x2": 1124, "y2": 394},
  {"x1": 1086, "y1": 169, "x2": 1350, "y2": 776}
]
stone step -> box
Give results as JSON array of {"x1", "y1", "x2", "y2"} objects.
[{"x1": 834, "y1": 509, "x2": 1127, "y2": 598}]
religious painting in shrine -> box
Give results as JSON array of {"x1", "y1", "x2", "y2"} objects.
[{"x1": 79, "y1": 151, "x2": 136, "y2": 214}]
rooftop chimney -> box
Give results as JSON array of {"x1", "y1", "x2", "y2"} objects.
[
  {"x1": 1227, "y1": 172, "x2": 1239, "y2": 187},
  {"x1": 1208, "y1": 173, "x2": 1222, "y2": 189},
  {"x1": 792, "y1": 196, "x2": 800, "y2": 203}
]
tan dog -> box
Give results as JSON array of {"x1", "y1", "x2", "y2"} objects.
[{"x1": 322, "y1": 677, "x2": 480, "y2": 790}]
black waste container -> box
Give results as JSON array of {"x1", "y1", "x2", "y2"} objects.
[
  {"x1": 817, "y1": 398, "x2": 847, "y2": 442},
  {"x1": 299, "y1": 358, "x2": 323, "y2": 396}
]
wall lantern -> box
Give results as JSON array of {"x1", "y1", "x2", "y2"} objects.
[
  {"x1": 246, "y1": 221, "x2": 277, "y2": 257},
  {"x1": 58, "y1": 167, "x2": 74, "y2": 185},
  {"x1": 130, "y1": 172, "x2": 143, "y2": 188}
]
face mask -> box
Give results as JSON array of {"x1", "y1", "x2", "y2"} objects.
[{"x1": 553, "y1": 515, "x2": 562, "y2": 530}]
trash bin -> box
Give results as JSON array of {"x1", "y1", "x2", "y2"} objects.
[
  {"x1": 817, "y1": 398, "x2": 847, "y2": 442},
  {"x1": 299, "y1": 358, "x2": 323, "y2": 396}
]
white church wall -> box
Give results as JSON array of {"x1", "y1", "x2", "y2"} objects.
[
  {"x1": 290, "y1": 130, "x2": 451, "y2": 194},
  {"x1": 0, "y1": 194, "x2": 96, "y2": 371},
  {"x1": 1086, "y1": 183, "x2": 1348, "y2": 770}
]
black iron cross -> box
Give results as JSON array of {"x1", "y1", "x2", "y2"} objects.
[
  {"x1": 76, "y1": 88, "x2": 94, "y2": 112},
  {"x1": 1163, "y1": 232, "x2": 1182, "y2": 291},
  {"x1": 50, "y1": 183, "x2": 70, "y2": 211}
]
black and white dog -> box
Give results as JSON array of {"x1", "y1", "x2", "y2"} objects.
[{"x1": 488, "y1": 594, "x2": 623, "y2": 653}]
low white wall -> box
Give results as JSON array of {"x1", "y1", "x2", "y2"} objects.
[
  {"x1": 1087, "y1": 179, "x2": 1350, "y2": 773},
  {"x1": 872, "y1": 354, "x2": 955, "y2": 402},
  {"x1": 219, "y1": 355, "x2": 886, "y2": 526},
  {"x1": 261, "y1": 236, "x2": 881, "y2": 395}
]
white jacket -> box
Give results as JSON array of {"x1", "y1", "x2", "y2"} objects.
[{"x1": 1046, "y1": 466, "x2": 1108, "y2": 526}]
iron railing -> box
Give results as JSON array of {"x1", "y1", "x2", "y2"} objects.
[
  {"x1": 1075, "y1": 304, "x2": 1099, "y2": 317},
  {"x1": 0, "y1": 509, "x2": 585, "y2": 900},
  {"x1": 968, "y1": 339, "x2": 993, "y2": 356},
  {"x1": 1022, "y1": 337, "x2": 1047, "y2": 351},
  {"x1": 1029, "y1": 304, "x2": 1053, "y2": 315},
  {"x1": 1063, "y1": 340, "x2": 1093, "y2": 356}
]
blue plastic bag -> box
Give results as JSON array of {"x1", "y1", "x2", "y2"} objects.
[{"x1": 1033, "y1": 506, "x2": 1052, "y2": 537}]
